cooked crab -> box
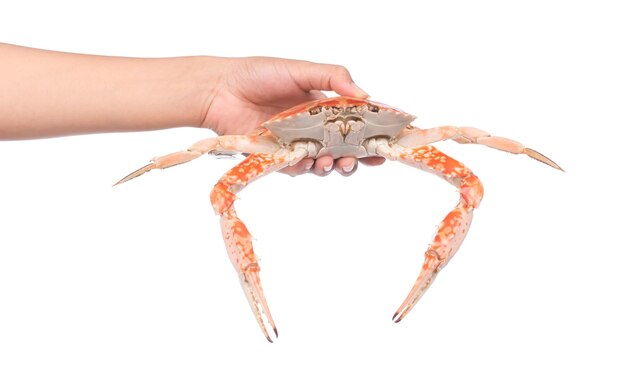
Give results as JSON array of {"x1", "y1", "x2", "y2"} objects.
[{"x1": 115, "y1": 96, "x2": 562, "y2": 342}]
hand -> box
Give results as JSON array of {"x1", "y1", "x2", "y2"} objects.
[
  {"x1": 201, "y1": 57, "x2": 385, "y2": 176},
  {"x1": 0, "y1": 43, "x2": 383, "y2": 177}
]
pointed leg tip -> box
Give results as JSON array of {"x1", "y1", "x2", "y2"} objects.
[
  {"x1": 392, "y1": 312, "x2": 403, "y2": 323},
  {"x1": 523, "y1": 148, "x2": 564, "y2": 172},
  {"x1": 113, "y1": 176, "x2": 132, "y2": 187},
  {"x1": 266, "y1": 336, "x2": 274, "y2": 343},
  {"x1": 114, "y1": 164, "x2": 155, "y2": 186},
  {"x1": 113, "y1": 175, "x2": 135, "y2": 187},
  {"x1": 273, "y1": 327, "x2": 278, "y2": 338},
  {"x1": 545, "y1": 157, "x2": 565, "y2": 172},
  {"x1": 113, "y1": 175, "x2": 136, "y2": 186}
]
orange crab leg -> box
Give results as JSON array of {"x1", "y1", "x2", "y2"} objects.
[
  {"x1": 396, "y1": 126, "x2": 563, "y2": 171},
  {"x1": 210, "y1": 150, "x2": 307, "y2": 342},
  {"x1": 375, "y1": 143, "x2": 484, "y2": 322},
  {"x1": 114, "y1": 134, "x2": 280, "y2": 185}
]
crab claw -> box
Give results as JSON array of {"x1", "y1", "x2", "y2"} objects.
[
  {"x1": 237, "y1": 269, "x2": 279, "y2": 342},
  {"x1": 392, "y1": 255, "x2": 443, "y2": 323},
  {"x1": 393, "y1": 201, "x2": 475, "y2": 323},
  {"x1": 220, "y1": 209, "x2": 278, "y2": 342}
]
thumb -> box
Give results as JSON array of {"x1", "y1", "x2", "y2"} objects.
[{"x1": 288, "y1": 60, "x2": 369, "y2": 98}]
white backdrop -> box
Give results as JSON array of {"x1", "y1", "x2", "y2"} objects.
[{"x1": 1, "y1": 1, "x2": 624, "y2": 372}]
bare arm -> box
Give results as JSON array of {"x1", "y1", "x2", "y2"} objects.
[
  {"x1": 0, "y1": 43, "x2": 212, "y2": 139},
  {"x1": 0, "y1": 42, "x2": 379, "y2": 175}
]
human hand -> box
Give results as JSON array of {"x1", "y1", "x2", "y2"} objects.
[
  {"x1": 201, "y1": 57, "x2": 385, "y2": 176},
  {"x1": 0, "y1": 44, "x2": 385, "y2": 175}
]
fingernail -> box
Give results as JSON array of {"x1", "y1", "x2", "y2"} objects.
[
  {"x1": 351, "y1": 82, "x2": 369, "y2": 98},
  {"x1": 342, "y1": 163, "x2": 354, "y2": 173},
  {"x1": 323, "y1": 164, "x2": 333, "y2": 172},
  {"x1": 303, "y1": 160, "x2": 314, "y2": 170}
]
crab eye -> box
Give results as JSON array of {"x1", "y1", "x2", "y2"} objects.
[
  {"x1": 367, "y1": 104, "x2": 380, "y2": 113},
  {"x1": 331, "y1": 106, "x2": 341, "y2": 114},
  {"x1": 308, "y1": 106, "x2": 322, "y2": 115}
]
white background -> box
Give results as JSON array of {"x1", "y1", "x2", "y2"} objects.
[{"x1": 1, "y1": 1, "x2": 624, "y2": 372}]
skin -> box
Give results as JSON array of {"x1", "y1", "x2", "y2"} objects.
[{"x1": 0, "y1": 42, "x2": 384, "y2": 176}]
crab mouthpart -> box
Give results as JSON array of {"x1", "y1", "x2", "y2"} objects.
[{"x1": 338, "y1": 121, "x2": 350, "y2": 136}]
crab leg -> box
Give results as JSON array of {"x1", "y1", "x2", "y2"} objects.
[
  {"x1": 375, "y1": 141, "x2": 484, "y2": 323},
  {"x1": 211, "y1": 149, "x2": 308, "y2": 342},
  {"x1": 396, "y1": 126, "x2": 563, "y2": 171},
  {"x1": 114, "y1": 134, "x2": 280, "y2": 185}
]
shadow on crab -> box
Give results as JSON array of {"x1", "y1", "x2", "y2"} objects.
[{"x1": 115, "y1": 96, "x2": 562, "y2": 342}]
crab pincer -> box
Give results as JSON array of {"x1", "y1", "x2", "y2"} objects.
[{"x1": 220, "y1": 208, "x2": 278, "y2": 342}]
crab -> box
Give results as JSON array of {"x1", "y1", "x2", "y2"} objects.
[{"x1": 115, "y1": 96, "x2": 562, "y2": 342}]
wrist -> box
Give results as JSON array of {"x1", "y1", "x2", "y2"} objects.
[{"x1": 183, "y1": 55, "x2": 228, "y2": 131}]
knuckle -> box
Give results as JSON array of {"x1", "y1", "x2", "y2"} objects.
[{"x1": 330, "y1": 64, "x2": 350, "y2": 78}]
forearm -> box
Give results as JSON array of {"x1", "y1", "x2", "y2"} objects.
[{"x1": 0, "y1": 43, "x2": 215, "y2": 140}]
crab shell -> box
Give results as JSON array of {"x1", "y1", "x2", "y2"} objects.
[{"x1": 262, "y1": 97, "x2": 416, "y2": 158}]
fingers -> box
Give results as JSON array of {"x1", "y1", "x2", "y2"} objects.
[
  {"x1": 280, "y1": 156, "x2": 385, "y2": 177},
  {"x1": 307, "y1": 90, "x2": 327, "y2": 101},
  {"x1": 359, "y1": 156, "x2": 386, "y2": 167},
  {"x1": 312, "y1": 155, "x2": 334, "y2": 176},
  {"x1": 281, "y1": 158, "x2": 315, "y2": 176},
  {"x1": 287, "y1": 60, "x2": 369, "y2": 98},
  {"x1": 280, "y1": 156, "x2": 335, "y2": 177},
  {"x1": 335, "y1": 157, "x2": 357, "y2": 176}
]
